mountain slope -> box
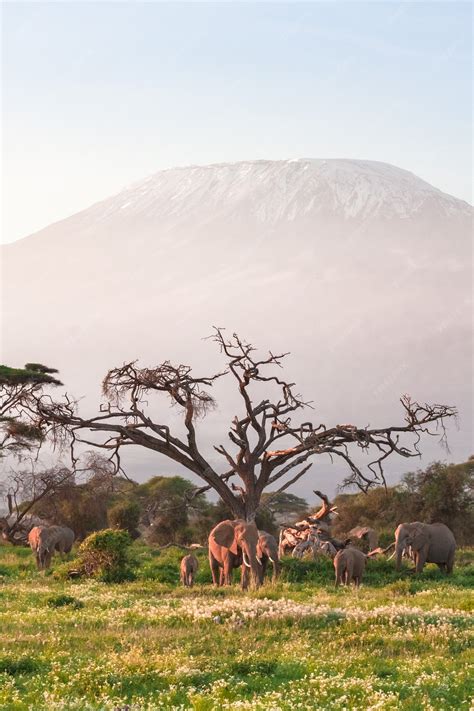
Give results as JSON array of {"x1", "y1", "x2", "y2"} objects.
[{"x1": 1, "y1": 159, "x2": 472, "y2": 491}]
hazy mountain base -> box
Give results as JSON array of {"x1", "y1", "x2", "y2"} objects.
[{"x1": 0, "y1": 544, "x2": 472, "y2": 710}]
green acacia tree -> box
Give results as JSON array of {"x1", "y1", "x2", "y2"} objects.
[
  {"x1": 0, "y1": 363, "x2": 64, "y2": 543},
  {"x1": 0, "y1": 363, "x2": 62, "y2": 458}
]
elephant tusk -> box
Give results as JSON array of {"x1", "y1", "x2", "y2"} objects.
[
  {"x1": 242, "y1": 552, "x2": 251, "y2": 568},
  {"x1": 268, "y1": 556, "x2": 275, "y2": 563}
]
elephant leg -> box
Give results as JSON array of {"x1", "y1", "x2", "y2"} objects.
[
  {"x1": 272, "y1": 561, "x2": 280, "y2": 583},
  {"x1": 209, "y1": 554, "x2": 221, "y2": 586},
  {"x1": 415, "y1": 546, "x2": 428, "y2": 573},
  {"x1": 38, "y1": 549, "x2": 47, "y2": 570},
  {"x1": 345, "y1": 561, "x2": 353, "y2": 586},
  {"x1": 446, "y1": 549, "x2": 455, "y2": 575},
  {"x1": 223, "y1": 558, "x2": 234, "y2": 585},
  {"x1": 240, "y1": 565, "x2": 250, "y2": 590},
  {"x1": 43, "y1": 550, "x2": 53, "y2": 570},
  {"x1": 260, "y1": 557, "x2": 268, "y2": 584}
]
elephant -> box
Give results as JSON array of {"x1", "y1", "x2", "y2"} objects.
[
  {"x1": 394, "y1": 522, "x2": 456, "y2": 574},
  {"x1": 257, "y1": 531, "x2": 280, "y2": 583},
  {"x1": 0, "y1": 514, "x2": 50, "y2": 546},
  {"x1": 334, "y1": 546, "x2": 366, "y2": 587},
  {"x1": 180, "y1": 554, "x2": 198, "y2": 587},
  {"x1": 28, "y1": 525, "x2": 75, "y2": 570},
  {"x1": 208, "y1": 519, "x2": 262, "y2": 589},
  {"x1": 347, "y1": 526, "x2": 379, "y2": 552}
]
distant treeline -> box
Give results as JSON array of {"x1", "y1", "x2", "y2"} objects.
[
  {"x1": 28, "y1": 459, "x2": 473, "y2": 546},
  {"x1": 332, "y1": 459, "x2": 474, "y2": 546}
]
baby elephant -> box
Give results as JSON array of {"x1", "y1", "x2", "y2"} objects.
[
  {"x1": 334, "y1": 546, "x2": 366, "y2": 587},
  {"x1": 180, "y1": 554, "x2": 199, "y2": 587}
]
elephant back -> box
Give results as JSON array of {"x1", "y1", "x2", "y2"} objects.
[
  {"x1": 427, "y1": 523, "x2": 456, "y2": 561},
  {"x1": 48, "y1": 525, "x2": 75, "y2": 552}
]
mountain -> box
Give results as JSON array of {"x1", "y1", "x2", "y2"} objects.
[{"x1": 1, "y1": 159, "x2": 472, "y2": 495}]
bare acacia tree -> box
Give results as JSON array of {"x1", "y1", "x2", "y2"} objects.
[
  {"x1": 0, "y1": 454, "x2": 118, "y2": 544},
  {"x1": 0, "y1": 465, "x2": 73, "y2": 544},
  {"x1": 19, "y1": 329, "x2": 456, "y2": 521}
]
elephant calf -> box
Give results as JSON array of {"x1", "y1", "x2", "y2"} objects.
[
  {"x1": 334, "y1": 546, "x2": 366, "y2": 587},
  {"x1": 28, "y1": 525, "x2": 75, "y2": 570},
  {"x1": 180, "y1": 554, "x2": 199, "y2": 587}
]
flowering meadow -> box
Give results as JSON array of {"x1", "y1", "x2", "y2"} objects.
[{"x1": 0, "y1": 545, "x2": 472, "y2": 710}]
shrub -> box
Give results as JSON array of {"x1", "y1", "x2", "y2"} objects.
[
  {"x1": 0, "y1": 656, "x2": 41, "y2": 675},
  {"x1": 108, "y1": 500, "x2": 141, "y2": 538},
  {"x1": 47, "y1": 594, "x2": 84, "y2": 609},
  {"x1": 140, "y1": 561, "x2": 180, "y2": 584},
  {"x1": 76, "y1": 529, "x2": 135, "y2": 583},
  {"x1": 280, "y1": 555, "x2": 334, "y2": 583}
]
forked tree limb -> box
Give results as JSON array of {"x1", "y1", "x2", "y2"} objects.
[{"x1": 7, "y1": 329, "x2": 457, "y2": 520}]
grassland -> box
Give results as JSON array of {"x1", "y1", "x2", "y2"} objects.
[{"x1": 0, "y1": 544, "x2": 472, "y2": 710}]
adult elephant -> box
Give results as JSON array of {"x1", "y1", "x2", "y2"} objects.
[
  {"x1": 208, "y1": 519, "x2": 262, "y2": 589},
  {"x1": 28, "y1": 525, "x2": 75, "y2": 570},
  {"x1": 257, "y1": 531, "x2": 280, "y2": 583},
  {"x1": 395, "y1": 522, "x2": 456, "y2": 574}
]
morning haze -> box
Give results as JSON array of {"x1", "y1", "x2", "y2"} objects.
[{"x1": 0, "y1": 4, "x2": 472, "y2": 709}]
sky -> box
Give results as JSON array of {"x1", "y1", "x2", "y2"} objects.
[{"x1": 1, "y1": 1, "x2": 472, "y2": 244}]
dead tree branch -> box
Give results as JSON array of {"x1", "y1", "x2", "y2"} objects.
[{"x1": 9, "y1": 330, "x2": 457, "y2": 520}]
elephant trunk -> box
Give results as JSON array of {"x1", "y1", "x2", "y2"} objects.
[{"x1": 242, "y1": 542, "x2": 261, "y2": 589}]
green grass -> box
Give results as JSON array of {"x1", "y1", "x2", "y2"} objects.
[{"x1": 0, "y1": 543, "x2": 472, "y2": 710}]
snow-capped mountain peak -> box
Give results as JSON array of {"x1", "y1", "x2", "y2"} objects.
[{"x1": 89, "y1": 158, "x2": 471, "y2": 226}]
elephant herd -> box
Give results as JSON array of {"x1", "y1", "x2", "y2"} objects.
[
  {"x1": 180, "y1": 521, "x2": 279, "y2": 588},
  {"x1": 179, "y1": 519, "x2": 457, "y2": 589},
  {"x1": 335, "y1": 522, "x2": 457, "y2": 588},
  {"x1": 22, "y1": 517, "x2": 457, "y2": 588}
]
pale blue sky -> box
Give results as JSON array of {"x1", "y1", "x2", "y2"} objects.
[{"x1": 2, "y1": 1, "x2": 472, "y2": 243}]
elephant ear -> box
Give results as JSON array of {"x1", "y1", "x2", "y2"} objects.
[
  {"x1": 411, "y1": 525, "x2": 429, "y2": 551},
  {"x1": 212, "y1": 521, "x2": 238, "y2": 555}
]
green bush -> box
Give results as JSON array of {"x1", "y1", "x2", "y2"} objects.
[
  {"x1": 108, "y1": 500, "x2": 141, "y2": 538},
  {"x1": 280, "y1": 555, "x2": 334, "y2": 583},
  {"x1": 140, "y1": 561, "x2": 180, "y2": 584},
  {"x1": 76, "y1": 529, "x2": 136, "y2": 583},
  {"x1": 0, "y1": 656, "x2": 41, "y2": 675},
  {"x1": 47, "y1": 594, "x2": 84, "y2": 609}
]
